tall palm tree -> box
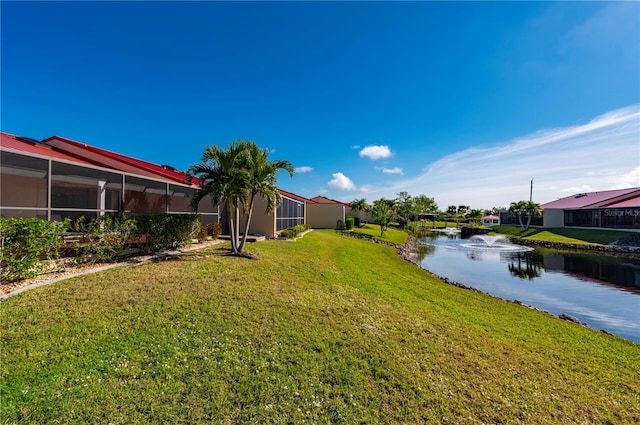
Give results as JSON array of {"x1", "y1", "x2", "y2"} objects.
[
  {"x1": 238, "y1": 143, "x2": 294, "y2": 252},
  {"x1": 188, "y1": 140, "x2": 251, "y2": 253}
]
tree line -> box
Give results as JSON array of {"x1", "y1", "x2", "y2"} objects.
[{"x1": 351, "y1": 193, "x2": 542, "y2": 236}]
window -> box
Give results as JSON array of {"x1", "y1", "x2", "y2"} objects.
[
  {"x1": 276, "y1": 197, "x2": 304, "y2": 230},
  {"x1": 51, "y1": 162, "x2": 122, "y2": 211},
  {"x1": 125, "y1": 176, "x2": 167, "y2": 213},
  {"x1": 1, "y1": 151, "x2": 48, "y2": 209}
]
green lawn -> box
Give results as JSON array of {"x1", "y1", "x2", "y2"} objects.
[
  {"x1": 350, "y1": 223, "x2": 409, "y2": 245},
  {"x1": 491, "y1": 225, "x2": 633, "y2": 245},
  {"x1": 1, "y1": 230, "x2": 639, "y2": 423}
]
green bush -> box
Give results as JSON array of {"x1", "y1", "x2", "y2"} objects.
[
  {"x1": 71, "y1": 215, "x2": 137, "y2": 264},
  {"x1": 404, "y1": 222, "x2": 418, "y2": 235},
  {"x1": 280, "y1": 229, "x2": 297, "y2": 239},
  {"x1": 280, "y1": 224, "x2": 311, "y2": 239},
  {"x1": 345, "y1": 216, "x2": 355, "y2": 230},
  {"x1": 131, "y1": 214, "x2": 201, "y2": 254},
  {"x1": 1, "y1": 217, "x2": 68, "y2": 283}
]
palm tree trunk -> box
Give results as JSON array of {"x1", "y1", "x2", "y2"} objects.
[
  {"x1": 226, "y1": 198, "x2": 238, "y2": 252},
  {"x1": 238, "y1": 194, "x2": 256, "y2": 252}
]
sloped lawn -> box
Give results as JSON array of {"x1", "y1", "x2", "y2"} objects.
[{"x1": 1, "y1": 230, "x2": 638, "y2": 423}]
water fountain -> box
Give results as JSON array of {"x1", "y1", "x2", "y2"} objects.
[{"x1": 460, "y1": 235, "x2": 534, "y2": 252}]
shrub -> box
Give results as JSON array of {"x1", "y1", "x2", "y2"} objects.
[
  {"x1": 1, "y1": 217, "x2": 68, "y2": 283},
  {"x1": 345, "y1": 216, "x2": 355, "y2": 230},
  {"x1": 280, "y1": 229, "x2": 297, "y2": 239},
  {"x1": 71, "y1": 215, "x2": 137, "y2": 264},
  {"x1": 404, "y1": 222, "x2": 418, "y2": 235},
  {"x1": 206, "y1": 222, "x2": 223, "y2": 239},
  {"x1": 131, "y1": 214, "x2": 201, "y2": 254}
]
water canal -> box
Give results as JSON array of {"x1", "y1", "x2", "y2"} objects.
[{"x1": 416, "y1": 231, "x2": 640, "y2": 343}]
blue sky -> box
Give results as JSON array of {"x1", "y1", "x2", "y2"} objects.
[{"x1": 2, "y1": 1, "x2": 638, "y2": 209}]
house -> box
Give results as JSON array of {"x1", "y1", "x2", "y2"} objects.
[
  {"x1": 540, "y1": 188, "x2": 640, "y2": 230},
  {"x1": 306, "y1": 196, "x2": 353, "y2": 229},
  {"x1": 232, "y1": 188, "x2": 309, "y2": 239},
  {"x1": 0, "y1": 132, "x2": 213, "y2": 224},
  {"x1": 0, "y1": 131, "x2": 315, "y2": 237}
]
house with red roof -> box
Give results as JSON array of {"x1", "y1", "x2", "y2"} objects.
[
  {"x1": 541, "y1": 188, "x2": 640, "y2": 230},
  {"x1": 1, "y1": 131, "x2": 323, "y2": 238},
  {"x1": 305, "y1": 195, "x2": 354, "y2": 229}
]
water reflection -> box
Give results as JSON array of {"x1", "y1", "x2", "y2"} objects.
[
  {"x1": 417, "y1": 232, "x2": 640, "y2": 342},
  {"x1": 507, "y1": 252, "x2": 543, "y2": 280}
]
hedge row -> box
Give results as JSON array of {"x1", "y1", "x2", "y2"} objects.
[{"x1": 1, "y1": 214, "x2": 205, "y2": 284}]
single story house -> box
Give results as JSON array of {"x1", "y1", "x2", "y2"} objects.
[
  {"x1": 540, "y1": 188, "x2": 640, "y2": 230},
  {"x1": 1, "y1": 132, "x2": 220, "y2": 224},
  {"x1": 306, "y1": 196, "x2": 353, "y2": 229},
  {"x1": 1, "y1": 132, "x2": 311, "y2": 236}
]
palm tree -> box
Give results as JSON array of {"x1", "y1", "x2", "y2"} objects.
[
  {"x1": 188, "y1": 140, "x2": 250, "y2": 253},
  {"x1": 508, "y1": 201, "x2": 527, "y2": 230},
  {"x1": 238, "y1": 143, "x2": 294, "y2": 252},
  {"x1": 523, "y1": 200, "x2": 542, "y2": 230},
  {"x1": 350, "y1": 198, "x2": 369, "y2": 224},
  {"x1": 369, "y1": 198, "x2": 397, "y2": 237},
  {"x1": 509, "y1": 200, "x2": 541, "y2": 230}
]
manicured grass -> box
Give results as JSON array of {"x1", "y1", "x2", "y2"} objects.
[
  {"x1": 351, "y1": 223, "x2": 409, "y2": 245},
  {"x1": 1, "y1": 230, "x2": 639, "y2": 423},
  {"x1": 491, "y1": 225, "x2": 633, "y2": 245}
]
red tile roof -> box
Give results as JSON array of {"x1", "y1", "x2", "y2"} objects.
[
  {"x1": 43, "y1": 135, "x2": 196, "y2": 186},
  {"x1": 279, "y1": 189, "x2": 315, "y2": 203},
  {"x1": 541, "y1": 188, "x2": 640, "y2": 209},
  {"x1": 1, "y1": 132, "x2": 93, "y2": 165},
  {"x1": 310, "y1": 195, "x2": 351, "y2": 207}
]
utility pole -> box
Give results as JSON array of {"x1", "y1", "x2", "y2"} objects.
[{"x1": 529, "y1": 178, "x2": 533, "y2": 203}]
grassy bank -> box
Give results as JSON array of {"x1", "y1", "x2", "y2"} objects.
[
  {"x1": 350, "y1": 223, "x2": 408, "y2": 245},
  {"x1": 1, "y1": 230, "x2": 638, "y2": 423},
  {"x1": 490, "y1": 225, "x2": 633, "y2": 245}
]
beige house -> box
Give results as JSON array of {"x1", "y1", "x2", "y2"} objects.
[{"x1": 306, "y1": 196, "x2": 355, "y2": 229}]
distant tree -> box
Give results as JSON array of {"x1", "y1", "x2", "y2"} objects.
[
  {"x1": 369, "y1": 198, "x2": 397, "y2": 237},
  {"x1": 446, "y1": 205, "x2": 457, "y2": 216},
  {"x1": 457, "y1": 205, "x2": 470, "y2": 217},
  {"x1": 395, "y1": 191, "x2": 414, "y2": 226},
  {"x1": 468, "y1": 209, "x2": 485, "y2": 225},
  {"x1": 350, "y1": 198, "x2": 369, "y2": 222},
  {"x1": 414, "y1": 195, "x2": 438, "y2": 216}
]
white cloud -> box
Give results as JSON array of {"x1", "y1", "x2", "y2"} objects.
[
  {"x1": 380, "y1": 167, "x2": 403, "y2": 175},
  {"x1": 351, "y1": 145, "x2": 361, "y2": 150},
  {"x1": 359, "y1": 145, "x2": 392, "y2": 160},
  {"x1": 358, "y1": 104, "x2": 640, "y2": 209},
  {"x1": 295, "y1": 166, "x2": 313, "y2": 173},
  {"x1": 327, "y1": 172, "x2": 356, "y2": 191},
  {"x1": 617, "y1": 166, "x2": 640, "y2": 188}
]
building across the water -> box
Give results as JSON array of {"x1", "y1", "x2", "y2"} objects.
[{"x1": 541, "y1": 188, "x2": 640, "y2": 231}]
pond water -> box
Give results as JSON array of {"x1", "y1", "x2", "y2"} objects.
[{"x1": 417, "y1": 232, "x2": 640, "y2": 343}]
